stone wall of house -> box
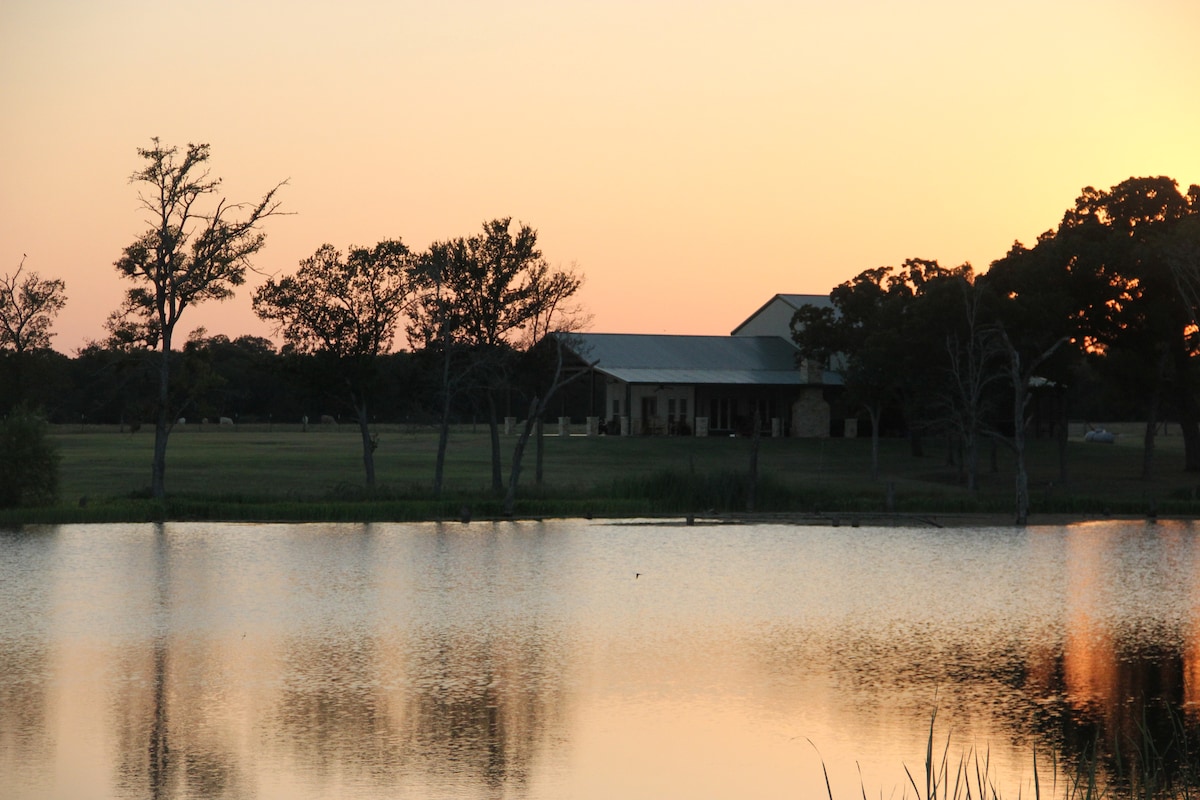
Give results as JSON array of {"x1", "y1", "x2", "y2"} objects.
[{"x1": 790, "y1": 388, "x2": 830, "y2": 438}]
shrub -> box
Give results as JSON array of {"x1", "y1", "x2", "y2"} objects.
[{"x1": 0, "y1": 407, "x2": 60, "y2": 508}]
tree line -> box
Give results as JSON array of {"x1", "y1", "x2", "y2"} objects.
[
  {"x1": 1, "y1": 139, "x2": 586, "y2": 509},
  {"x1": 790, "y1": 175, "x2": 1200, "y2": 523},
  {"x1": 4, "y1": 140, "x2": 1200, "y2": 521}
]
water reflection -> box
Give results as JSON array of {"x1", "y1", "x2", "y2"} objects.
[
  {"x1": 2, "y1": 519, "x2": 1200, "y2": 799},
  {"x1": 0, "y1": 528, "x2": 55, "y2": 795},
  {"x1": 1022, "y1": 523, "x2": 1200, "y2": 790}
]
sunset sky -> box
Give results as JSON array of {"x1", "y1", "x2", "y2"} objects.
[{"x1": 3, "y1": 0, "x2": 1199, "y2": 354}]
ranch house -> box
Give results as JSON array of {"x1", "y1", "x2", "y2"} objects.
[{"x1": 562, "y1": 294, "x2": 843, "y2": 437}]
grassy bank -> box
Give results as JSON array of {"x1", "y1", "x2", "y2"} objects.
[{"x1": 4, "y1": 421, "x2": 1200, "y2": 524}]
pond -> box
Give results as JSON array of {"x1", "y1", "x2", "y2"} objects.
[{"x1": 2, "y1": 518, "x2": 1199, "y2": 799}]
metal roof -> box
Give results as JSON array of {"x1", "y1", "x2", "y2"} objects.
[{"x1": 567, "y1": 333, "x2": 839, "y2": 386}]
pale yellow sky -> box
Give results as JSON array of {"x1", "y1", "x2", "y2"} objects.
[{"x1": 3, "y1": 0, "x2": 1199, "y2": 353}]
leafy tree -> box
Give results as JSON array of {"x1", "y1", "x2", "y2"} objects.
[
  {"x1": 1057, "y1": 177, "x2": 1200, "y2": 472},
  {"x1": 0, "y1": 256, "x2": 66, "y2": 354},
  {"x1": 792, "y1": 268, "x2": 896, "y2": 480},
  {"x1": 0, "y1": 348, "x2": 72, "y2": 420},
  {"x1": 410, "y1": 219, "x2": 554, "y2": 494},
  {"x1": 996, "y1": 177, "x2": 1200, "y2": 477},
  {"x1": 885, "y1": 258, "x2": 970, "y2": 456},
  {"x1": 791, "y1": 260, "x2": 963, "y2": 480},
  {"x1": 64, "y1": 343, "x2": 156, "y2": 426},
  {"x1": 0, "y1": 407, "x2": 59, "y2": 508},
  {"x1": 110, "y1": 138, "x2": 285, "y2": 498},
  {"x1": 180, "y1": 333, "x2": 285, "y2": 423},
  {"x1": 253, "y1": 240, "x2": 416, "y2": 486},
  {"x1": 409, "y1": 240, "x2": 482, "y2": 497}
]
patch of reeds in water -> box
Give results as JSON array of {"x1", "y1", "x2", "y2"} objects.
[{"x1": 817, "y1": 708, "x2": 1200, "y2": 800}]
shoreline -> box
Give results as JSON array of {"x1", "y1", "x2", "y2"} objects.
[{"x1": 2, "y1": 506, "x2": 1175, "y2": 529}]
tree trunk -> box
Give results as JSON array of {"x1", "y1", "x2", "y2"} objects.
[
  {"x1": 434, "y1": 396, "x2": 451, "y2": 497},
  {"x1": 1014, "y1": 454, "x2": 1030, "y2": 525},
  {"x1": 151, "y1": 342, "x2": 172, "y2": 499},
  {"x1": 1011, "y1": 376, "x2": 1031, "y2": 525},
  {"x1": 1173, "y1": 343, "x2": 1200, "y2": 472},
  {"x1": 1143, "y1": 418, "x2": 1158, "y2": 481},
  {"x1": 1142, "y1": 350, "x2": 1168, "y2": 480},
  {"x1": 1179, "y1": 403, "x2": 1200, "y2": 472},
  {"x1": 1009, "y1": 362, "x2": 1031, "y2": 526},
  {"x1": 909, "y1": 430, "x2": 924, "y2": 458},
  {"x1": 355, "y1": 399, "x2": 376, "y2": 488},
  {"x1": 535, "y1": 415, "x2": 544, "y2": 485},
  {"x1": 1143, "y1": 400, "x2": 1161, "y2": 482},
  {"x1": 502, "y1": 340, "x2": 589, "y2": 514},
  {"x1": 503, "y1": 395, "x2": 540, "y2": 516},
  {"x1": 432, "y1": 334, "x2": 454, "y2": 497},
  {"x1": 868, "y1": 403, "x2": 882, "y2": 482},
  {"x1": 1056, "y1": 388, "x2": 1069, "y2": 486},
  {"x1": 487, "y1": 390, "x2": 504, "y2": 493},
  {"x1": 965, "y1": 429, "x2": 978, "y2": 492}
]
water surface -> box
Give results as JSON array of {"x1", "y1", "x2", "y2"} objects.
[{"x1": 2, "y1": 518, "x2": 1198, "y2": 799}]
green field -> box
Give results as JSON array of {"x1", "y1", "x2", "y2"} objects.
[{"x1": 6, "y1": 420, "x2": 1200, "y2": 524}]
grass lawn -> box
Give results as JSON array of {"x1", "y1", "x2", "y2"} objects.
[{"x1": 6, "y1": 420, "x2": 1200, "y2": 524}]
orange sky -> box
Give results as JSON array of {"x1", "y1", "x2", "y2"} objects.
[{"x1": 3, "y1": 0, "x2": 1199, "y2": 354}]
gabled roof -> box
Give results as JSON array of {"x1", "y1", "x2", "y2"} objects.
[
  {"x1": 567, "y1": 333, "x2": 838, "y2": 386},
  {"x1": 730, "y1": 293, "x2": 833, "y2": 337}
]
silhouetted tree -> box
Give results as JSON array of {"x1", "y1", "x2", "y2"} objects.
[
  {"x1": 1056, "y1": 177, "x2": 1200, "y2": 472},
  {"x1": 0, "y1": 256, "x2": 66, "y2": 355},
  {"x1": 109, "y1": 139, "x2": 285, "y2": 498},
  {"x1": 0, "y1": 256, "x2": 67, "y2": 406},
  {"x1": 983, "y1": 237, "x2": 1079, "y2": 523},
  {"x1": 253, "y1": 240, "x2": 416, "y2": 486},
  {"x1": 0, "y1": 407, "x2": 59, "y2": 508},
  {"x1": 915, "y1": 267, "x2": 1006, "y2": 490},
  {"x1": 792, "y1": 259, "x2": 964, "y2": 479},
  {"x1": 410, "y1": 219, "x2": 559, "y2": 495}
]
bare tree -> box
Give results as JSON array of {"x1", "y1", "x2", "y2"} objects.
[
  {"x1": 111, "y1": 138, "x2": 285, "y2": 498},
  {"x1": 992, "y1": 326, "x2": 1068, "y2": 525},
  {"x1": 522, "y1": 260, "x2": 590, "y2": 348},
  {"x1": 937, "y1": 277, "x2": 1005, "y2": 491}
]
